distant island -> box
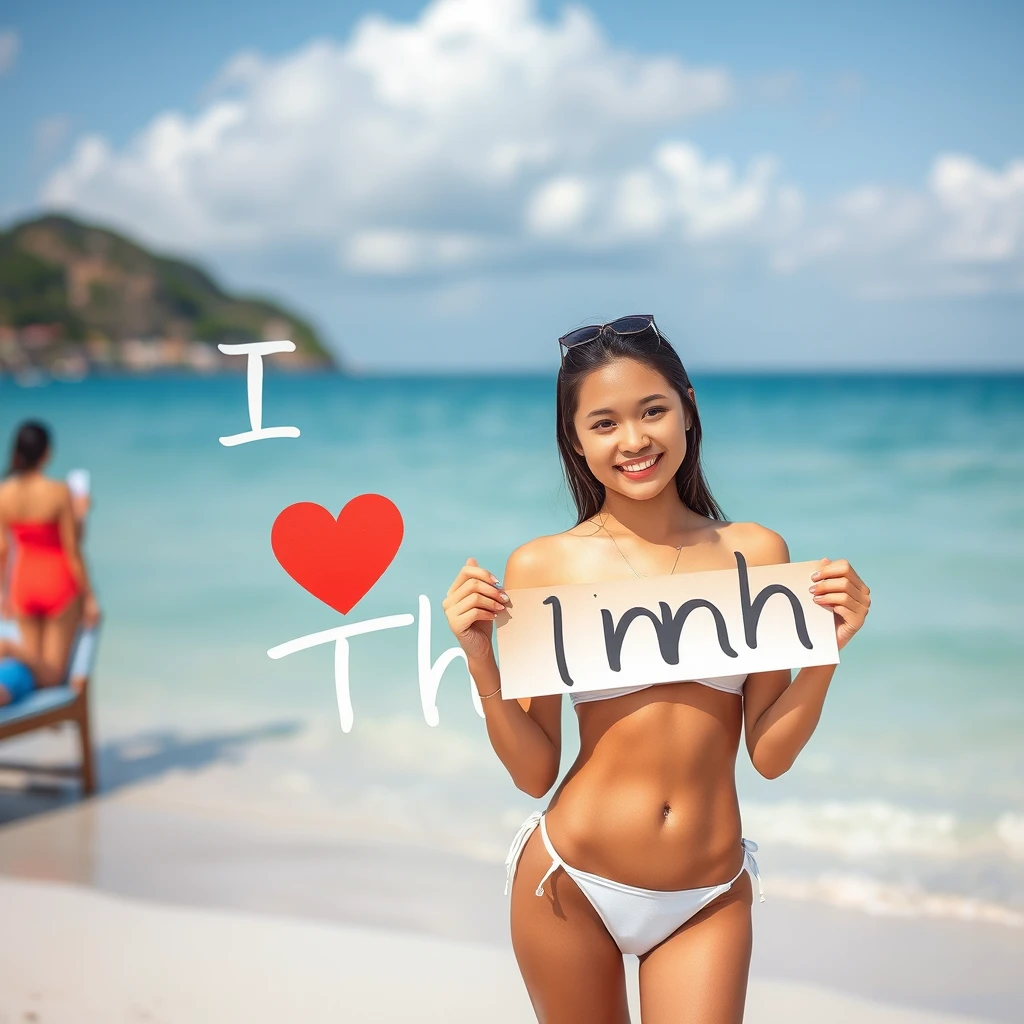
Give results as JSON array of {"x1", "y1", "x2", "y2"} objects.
[{"x1": 0, "y1": 213, "x2": 339, "y2": 378}]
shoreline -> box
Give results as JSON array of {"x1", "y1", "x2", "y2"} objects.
[
  {"x1": 1, "y1": 764, "x2": 1022, "y2": 1022},
  {"x1": 0, "y1": 876, "x2": 1001, "y2": 1024},
  {"x1": 3, "y1": 708, "x2": 1022, "y2": 936},
  {"x1": 1, "y1": 718, "x2": 1022, "y2": 1021}
]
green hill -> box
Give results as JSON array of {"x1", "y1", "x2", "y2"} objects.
[{"x1": 0, "y1": 213, "x2": 337, "y2": 369}]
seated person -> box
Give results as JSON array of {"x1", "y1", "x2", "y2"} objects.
[
  {"x1": 0, "y1": 420, "x2": 101, "y2": 706},
  {"x1": 0, "y1": 636, "x2": 46, "y2": 706}
]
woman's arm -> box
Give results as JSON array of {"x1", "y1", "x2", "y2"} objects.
[
  {"x1": 456, "y1": 541, "x2": 563, "y2": 798},
  {"x1": 740, "y1": 528, "x2": 870, "y2": 779},
  {"x1": 57, "y1": 483, "x2": 101, "y2": 627},
  {"x1": 470, "y1": 648, "x2": 562, "y2": 798},
  {"x1": 56, "y1": 484, "x2": 92, "y2": 597},
  {"x1": 744, "y1": 663, "x2": 837, "y2": 779}
]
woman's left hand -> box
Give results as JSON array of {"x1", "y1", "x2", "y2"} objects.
[{"x1": 810, "y1": 557, "x2": 871, "y2": 650}]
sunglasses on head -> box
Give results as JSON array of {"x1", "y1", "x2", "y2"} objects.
[{"x1": 558, "y1": 314, "x2": 663, "y2": 364}]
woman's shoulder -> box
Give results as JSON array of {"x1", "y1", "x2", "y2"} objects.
[
  {"x1": 502, "y1": 533, "x2": 563, "y2": 589},
  {"x1": 502, "y1": 525, "x2": 594, "y2": 589},
  {"x1": 0, "y1": 475, "x2": 20, "y2": 507},
  {"x1": 716, "y1": 519, "x2": 790, "y2": 565},
  {"x1": 0, "y1": 474, "x2": 70, "y2": 515}
]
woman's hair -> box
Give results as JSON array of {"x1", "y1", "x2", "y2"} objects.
[
  {"x1": 6, "y1": 420, "x2": 51, "y2": 476},
  {"x1": 555, "y1": 327, "x2": 725, "y2": 527}
]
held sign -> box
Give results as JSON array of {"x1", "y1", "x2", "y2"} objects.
[{"x1": 494, "y1": 553, "x2": 839, "y2": 700}]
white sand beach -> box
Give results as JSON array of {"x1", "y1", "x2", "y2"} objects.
[
  {"x1": 0, "y1": 877, "x2": 1000, "y2": 1024},
  {"x1": 0, "y1": 718, "x2": 1021, "y2": 1023}
]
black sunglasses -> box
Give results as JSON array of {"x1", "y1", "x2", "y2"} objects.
[{"x1": 558, "y1": 314, "x2": 663, "y2": 363}]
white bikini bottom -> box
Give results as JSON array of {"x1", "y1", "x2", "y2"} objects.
[{"x1": 504, "y1": 809, "x2": 764, "y2": 957}]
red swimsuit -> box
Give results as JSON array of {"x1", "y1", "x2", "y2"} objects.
[{"x1": 7, "y1": 521, "x2": 81, "y2": 618}]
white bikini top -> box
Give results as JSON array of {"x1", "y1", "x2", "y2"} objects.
[{"x1": 568, "y1": 673, "x2": 748, "y2": 707}]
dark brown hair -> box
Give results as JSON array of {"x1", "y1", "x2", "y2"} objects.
[
  {"x1": 6, "y1": 420, "x2": 51, "y2": 476},
  {"x1": 555, "y1": 326, "x2": 725, "y2": 526}
]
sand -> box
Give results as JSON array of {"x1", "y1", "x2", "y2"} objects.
[
  {"x1": 1, "y1": 719, "x2": 1020, "y2": 1023},
  {"x1": 0, "y1": 877, "x2": 998, "y2": 1024}
]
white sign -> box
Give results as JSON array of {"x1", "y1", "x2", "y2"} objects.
[{"x1": 494, "y1": 554, "x2": 839, "y2": 699}]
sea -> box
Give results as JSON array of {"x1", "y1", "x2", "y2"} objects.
[{"x1": 1, "y1": 369, "x2": 1022, "y2": 929}]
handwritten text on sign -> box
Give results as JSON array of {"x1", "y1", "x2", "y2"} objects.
[{"x1": 494, "y1": 554, "x2": 839, "y2": 700}]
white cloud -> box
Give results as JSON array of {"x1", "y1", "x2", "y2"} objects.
[
  {"x1": 0, "y1": 29, "x2": 19, "y2": 75},
  {"x1": 609, "y1": 169, "x2": 665, "y2": 238},
  {"x1": 654, "y1": 143, "x2": 781, "y2": 240},
  {"x1": 35, "y1": 0, "x2": 1024, "y2": 298},
  {"x1": 41, "y1": 0, "x2": 733, "y2": 265},
  {"x1": 770, "y1": 154, "x2": 1024, "y2": 296},
  {"x1": 929, "y1": 153, "x2": 1024, "y2": 263},
  {"x1": 345, "y1": 229, "x2": 420, "y2": 274},
  {"x1": 517, "y1": 142, "x2": 794, "y2": 254},
  {"x1": 343, "y1": 228, "x2": 487, "y2": 273},
  {"x1": 525, "y1": 175, "x2": 591, "y2": 236}
]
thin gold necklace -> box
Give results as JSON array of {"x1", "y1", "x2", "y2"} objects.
[{"x1": 595, "y1": 515, "x2": 683, "y2": 579}]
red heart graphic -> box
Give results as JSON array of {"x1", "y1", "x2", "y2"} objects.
[{"x1": 271, "y1": 494, "x2": 404, "y2": 614}]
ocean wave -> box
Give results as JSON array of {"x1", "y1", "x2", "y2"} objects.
[
  {"x1": 742, "y1": 799, "x2": 1024, "y2": 859},
  {"x1": 995, "y1": 812, "x2": 1024, "y2": 859},
  {"x1": 770, "y1": 872, "x2": 1024, "y2": 928}
]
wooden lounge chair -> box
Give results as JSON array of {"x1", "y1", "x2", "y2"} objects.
[{"x1": 0, "y1": 624, "x2": 100, "y2": 795}]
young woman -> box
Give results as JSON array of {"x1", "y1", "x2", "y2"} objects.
[
  {"x1": 0, "y1": 420, "x2": 101, "y2": 706},
  {"x1": 443, "y1": 317, "x2": 870, "y2": 1024}
]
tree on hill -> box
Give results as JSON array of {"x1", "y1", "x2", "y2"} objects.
[{"x1": 0, "y1": 214, "x2": 337, "y2": 368}]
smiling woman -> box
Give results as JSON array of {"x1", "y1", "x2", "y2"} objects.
[
  {"x1": 443, "y1": 315, "x2": 872, "y2": 1023},
  {"x1": 555, "y1": 315, "x2": 726, "y2": 533}
]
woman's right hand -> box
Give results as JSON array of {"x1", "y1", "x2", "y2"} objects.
[{"x1": 442, "y1": 557, "x2": 510, "y2": 662}]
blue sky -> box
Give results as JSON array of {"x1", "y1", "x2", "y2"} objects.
[{"x1": 1, "y1": 0, "x2": 1021, "y2": 370}]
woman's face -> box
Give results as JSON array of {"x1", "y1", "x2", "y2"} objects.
[{"x1": 571, "y1": 357, "x2": 693, "y2": 498}]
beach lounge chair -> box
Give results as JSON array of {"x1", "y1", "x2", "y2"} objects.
[{"x1": 0, "y1": 623, "x2": 100, "y2": 795}]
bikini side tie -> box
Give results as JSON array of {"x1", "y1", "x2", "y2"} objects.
[
  {"x1": 533, "y1": 813, "x2": 563, "y2": 896},
  {"x1": 741, "y1": 838, "x2": 765, "y2": 902},
  {"x1": 503, "y1": 811, "x2": 563, "y2": 897},
  {"x1": 504, "y1": 811, "x2": 542, "y2": 896}
]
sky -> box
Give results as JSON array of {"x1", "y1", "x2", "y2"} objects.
[{"x1": 1, "y1": 0, "x2": 1022, "y2": 371}]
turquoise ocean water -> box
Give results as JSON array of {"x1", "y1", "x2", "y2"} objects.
[{"x1": 1, "y1": 371, "x2": 1022, "y2": 925}]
